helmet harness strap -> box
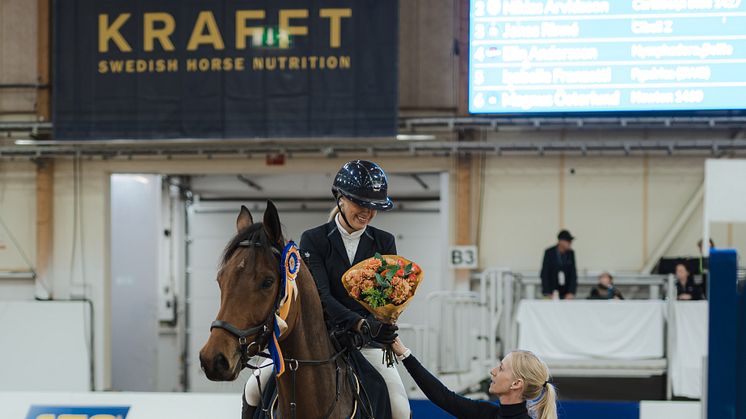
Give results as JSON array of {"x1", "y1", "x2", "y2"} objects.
[{"x1": 336, "y1": 198, "x2": 356, "y2": 232}]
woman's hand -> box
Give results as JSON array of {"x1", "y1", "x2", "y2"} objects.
[{"x1": 392, "y1": 337, "x2": 409, "y2": 356}]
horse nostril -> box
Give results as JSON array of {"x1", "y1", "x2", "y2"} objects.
[{"x1": 214, "y1": 353, "x2": 230, "y2": 372}]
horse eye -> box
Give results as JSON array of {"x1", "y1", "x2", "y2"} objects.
[{"x1": 261, "y1": 277, "x2": 274, "y2": 289}]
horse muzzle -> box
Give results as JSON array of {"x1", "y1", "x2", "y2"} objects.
[{"x1": 199, "y1": 344, "x2": 241, "y2": 381}]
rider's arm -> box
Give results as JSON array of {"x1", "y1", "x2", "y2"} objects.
[
  {"x1": 401, "y1": 354, "x2": 499, "y2": 418},
  {"x1": 300, "y1": 230, "x2": 363, "y2": 331}
]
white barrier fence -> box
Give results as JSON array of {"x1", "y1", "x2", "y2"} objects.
[{"x1": 418, "y1": 268, "x2": 710, "y2": 400}]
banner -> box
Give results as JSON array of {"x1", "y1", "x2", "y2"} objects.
[{"x1": 53, "y1": 0, "x2": 398, "y2": 140}]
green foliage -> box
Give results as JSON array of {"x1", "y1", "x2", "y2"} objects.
[{"x1": 362, "y1": 288, "x2": 388, "y2": 308}]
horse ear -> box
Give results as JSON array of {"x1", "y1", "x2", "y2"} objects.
[
  {"x1": 263, "y1": 200, "x2": 283, "y2": 244},
  {"x1": 236, "y1": 205, "x2": 254, "y2": 232}
]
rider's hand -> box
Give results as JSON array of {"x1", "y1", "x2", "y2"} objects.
[
  {"x1": 367, "y1": 315, "x2": 398, "y2": 344},
  {"x1": 356, "y1": 315, "x2": 398, "y2": 345}
]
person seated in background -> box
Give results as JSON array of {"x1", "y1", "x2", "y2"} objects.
[
  {"x1": 588, "y1": 272, "x2": 624, "y2": 300},
  {"x1": 675, "y1": 263, "x2": 704, "y2": 301},
  {"x1": 391, "y1": 337, "x2": 557, "y2": 419}
]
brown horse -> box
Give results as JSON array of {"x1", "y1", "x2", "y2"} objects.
[{"x1": 199, "y1": 202, "x2": 358, "y2": 419}]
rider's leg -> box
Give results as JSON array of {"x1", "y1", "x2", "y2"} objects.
[
  {"x1": 243, "y1": 357, "x2": 274, "y2": 411},
  {"x1": 360, "y1": 347, "x2": 411, "y2": 419}
]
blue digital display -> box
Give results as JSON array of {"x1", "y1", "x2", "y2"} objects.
[{"x1": 468, "y1": 0, "x2": 746, "y2": 114}]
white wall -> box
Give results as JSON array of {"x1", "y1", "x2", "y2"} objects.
[
  {"x1": 0, "y1": 162, "x2": 36, "y2": 272},
  {"x1": 479, "y1": 155, "x2": 746, "y2": 272}
]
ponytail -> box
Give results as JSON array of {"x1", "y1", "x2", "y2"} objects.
[
  {"x1": 509, "y1": 350, "x2": 558, "y2": 419},
  {"x1": 328, "y1": 205, "x2": 340, "y2": 222},
  {"x1": 533, "y1": 382, "x2": 558, "y2": 419}
]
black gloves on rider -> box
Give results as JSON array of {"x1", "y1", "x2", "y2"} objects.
[{"x1": 359, "y1": 314, "x2": 398, "y2": 345}]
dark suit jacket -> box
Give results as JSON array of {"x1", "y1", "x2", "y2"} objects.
[
  {"x1": 300, "y1": 220, "x2": 396, "y2": 331},
  {"x1": 540, "y1": 245, "x2": 577, "y2": 296}
]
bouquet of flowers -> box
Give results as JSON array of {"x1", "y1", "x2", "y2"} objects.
[{"x1": 342, "y1": 253, "x2": 424, "y2": 365}]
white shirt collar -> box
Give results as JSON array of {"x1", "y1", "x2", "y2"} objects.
[{"x1": 335, "y1": 214, "x2": 366, "y2": 239}]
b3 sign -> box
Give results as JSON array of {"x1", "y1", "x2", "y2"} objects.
[{"x1": 449, "y1": 246, "x2": 478, "y2": 269}]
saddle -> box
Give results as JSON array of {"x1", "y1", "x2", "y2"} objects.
[{"x1": 242, "y1": 330, "x2": 392, "y2": 419}]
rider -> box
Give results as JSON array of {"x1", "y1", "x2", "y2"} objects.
[
  {"x1": 299, "y1": 160, "x2": 410, "y2": 419},
  {"x1": 242, "y1": 160, "x2": 410, "y2": 419}
]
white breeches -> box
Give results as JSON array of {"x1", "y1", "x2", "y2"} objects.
[{"x1": 243, "y1": 349, "x2": 411, "y2": 419}]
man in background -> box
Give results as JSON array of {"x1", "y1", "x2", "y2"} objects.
[{"x1": 540, "y1": 230, "x2": 578, "y2": 299}]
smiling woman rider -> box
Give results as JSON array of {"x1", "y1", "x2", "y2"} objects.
[{"x1": 392, "y1": 337, "x2": 558, "y2": 419}]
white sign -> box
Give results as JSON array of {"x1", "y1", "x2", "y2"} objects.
[
  {"x1": 0, "y1": 391, "x2": 238, "y2": 419},
  {"x1": 703, "y1": 159, "x2": 746, "y2": 255},
  {"x1": 449, "y1": 245, "x2": 478, "y2": 269}
]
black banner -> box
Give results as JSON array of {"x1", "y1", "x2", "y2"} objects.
[{"x1": 53, "y1": 0, "x2": 398, "y2": 140}]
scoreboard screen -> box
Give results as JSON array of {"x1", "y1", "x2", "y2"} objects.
[{"x1": 468, "y1": 0, "x2": 746, "y2": 114}]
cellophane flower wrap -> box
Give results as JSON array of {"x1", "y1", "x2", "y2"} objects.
[
  {"x1": 342, "y1": 253, "x2": 424, "y2": 365},
  {"x1": 342, "y1": 253, "x2": 424, "y2": 326},
  {"x1": 342, "y1": 253, "x2": 423, "y2": 324}
]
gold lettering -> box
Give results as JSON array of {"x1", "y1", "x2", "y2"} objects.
[
  {"x1": 126, "y1": 60, "x2": 135, "y2": 72},
  {"x1": 187, "y1": 11, "x2": 225, "y2": 51},
  {"x1": 98, "y1": 61, "x2": 108, "y2": 74},
  {"x1": 265, "y1": 57, "x2": 277, "y2": 70},
  {"x1": 340, "y1": 56, "x2": 351, "y2": 68},
  {"x1": 167, "y1": 59, "x2": 178, "y2": 71},
  {"x1": 110, "y1": 60, "x2": 124, "y2": 72},
  {"x1": 277, "y1": 56, "x2": 287, "y2": 69},
  {"x1": 137, "y1": 60, "x2": 147, "y2": 72},
  {"x1": 187, "y1": 59, "x2": 198, "y2": 71},
  {"x1": 144, "y1": 13, "x2": 176, "y2": 52},
  {"x1": 319, "y1": 9, "x2": 351, "y2": 48},
  {"x1": 235, "y1": 57, "x2": 245, "y2": 70},
  {"x1": 326, "y1": 56, "x2": 338, "y2": 69},
  {"x1": 199, "y1": 59, "x2": 210, "y2": 71},
  {"x1": 253, "y1": 57, "x2": 264, "y2": 70},
  {"x1": 99, "y1": 14, "x2": 132, "y2": 52},
  {"x1": 289, "y1": 57, "x2": 300, "y2": 69},
  {"x1": 279, "y1": 9, "x2": 308, "y2": 49},
  {"x1": 211, "y1": 58, "x2": 222, "y2": 70},
  {"x1": 236, "y1": 11, "x2": 265, "y2": 49},
  {"x1": 309, "y1": 56, "x2": 318, "y2": 68}
]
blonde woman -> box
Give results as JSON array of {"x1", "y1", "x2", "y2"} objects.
[{"x1": 392, "y1": 338, "x2": 557, "y2": 419}]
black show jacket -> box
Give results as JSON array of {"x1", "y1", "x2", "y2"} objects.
[{"x1": 300, "y1": 220, "x2": 396, "y2": 331}]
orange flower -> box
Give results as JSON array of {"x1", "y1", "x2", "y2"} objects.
[{"x1": 366, "y1": 258, "x2": 383, "y2": 270}]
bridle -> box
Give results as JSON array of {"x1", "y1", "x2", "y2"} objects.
[{"x1": 209, "y1": 240, "x2": 283, "y2": 366}]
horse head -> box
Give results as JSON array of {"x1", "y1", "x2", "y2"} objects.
[{"x1": 199, "y1": 201, "x2": 290, "y2": 381}]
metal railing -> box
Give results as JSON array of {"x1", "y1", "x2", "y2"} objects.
[
  {"x1": 510, "y1": 271, "x2": 668, "y2": 300},
  {"x1": 425, "y1": 292, "x2": 483, "y2": 374}
]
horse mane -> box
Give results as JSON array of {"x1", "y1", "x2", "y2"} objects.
[{"x1": 220, "y1": 223, "x2": 278, "y2": 267}]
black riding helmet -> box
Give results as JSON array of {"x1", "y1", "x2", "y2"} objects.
[{"x1": 332, "y1": 160, "x2": 393, "y2": 211}]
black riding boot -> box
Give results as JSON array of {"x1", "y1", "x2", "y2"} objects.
[{"x1": 242, "y1": 400, "x2": 257, "y2": 419}]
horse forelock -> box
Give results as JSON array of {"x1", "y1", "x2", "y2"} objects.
[{"x1": 220, "y1": 222, "x2": 276, "y2": 269}]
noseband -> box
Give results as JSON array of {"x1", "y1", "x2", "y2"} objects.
[{"x1": 210, "y1": 240, "x2": 283, "y2": 365}]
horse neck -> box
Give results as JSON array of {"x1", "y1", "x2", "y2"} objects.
[
  {"x1": 277, "y1": 264, "x2": 352, "y2": 418},
  {"x1": 280, "y1": 264, "x2": 334, "y2": 358}
]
